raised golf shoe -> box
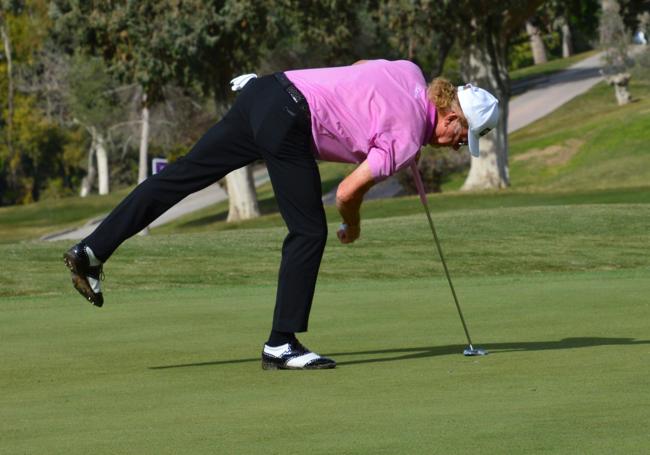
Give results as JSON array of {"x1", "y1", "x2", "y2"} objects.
[
  {"x1": 63, "y1": 243, "x2": 104, "y2": 307},
  {"x1": 262, "y1": 340, "x2": 336, "y2": 370}
]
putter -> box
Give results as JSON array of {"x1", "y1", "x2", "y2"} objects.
[{"x1": 409, "y1": 162, "x2": 487, "y2": 357}]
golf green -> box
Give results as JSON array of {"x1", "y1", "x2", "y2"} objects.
[{"x1": 1, "y1": 215, "x2": 649, "y2": 454}]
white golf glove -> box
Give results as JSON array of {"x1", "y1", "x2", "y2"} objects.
[{"x1": 230, "y1": 73, "x2": 258, "y2": 91}]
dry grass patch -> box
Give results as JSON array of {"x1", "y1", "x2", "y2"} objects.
[{"x1": 513, "y1": 138, "x2": 584, "y2": 166}]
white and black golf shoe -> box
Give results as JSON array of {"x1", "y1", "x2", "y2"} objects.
[
  {"x1": 63, "y1": 243, "x2": 104, "y2": 307},
  {"x1": 261, "y1": 340, "x2": 336, "y2": 370}
]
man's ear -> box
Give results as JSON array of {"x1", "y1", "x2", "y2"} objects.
[{"x1": 442, "y1": 111, "x2": 458, "y2": 126}]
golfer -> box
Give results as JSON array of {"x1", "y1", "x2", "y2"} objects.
[{"x1": 64, "y1": 59, "x2": 499, "y2": 370}]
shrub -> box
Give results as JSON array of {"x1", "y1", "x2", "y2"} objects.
[{"x1": 397, "y1": 146, "x2": 469, "y2": 194}]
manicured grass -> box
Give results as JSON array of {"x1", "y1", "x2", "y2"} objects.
[
  {"x1": 1, "y1": 203, "x2": 649, "y2": 454},
  {"x1": 152, "y1": 184, "x2": 650, "y2": 235},
  {"x1": 509, "y1": 50, "x2": 599, "y2": 83}
]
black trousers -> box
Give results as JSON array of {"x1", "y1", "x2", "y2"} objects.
[{"x1": 84, "y1": 76, "x2": 327, "y2": 333}]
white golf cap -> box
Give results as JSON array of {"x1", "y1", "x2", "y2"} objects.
[{"x1": 457, "y1": 84, "x2": 499, "y2": 157}]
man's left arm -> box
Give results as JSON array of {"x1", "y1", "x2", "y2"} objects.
[{"x1": 336, "y1": 161, "x2": 376, "y2": 244}]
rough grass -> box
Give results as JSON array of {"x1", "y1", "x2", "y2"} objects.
[
  {"x1": 0, "y1": 187, "x2": 132, "y2": 244},
  {"x1": 508, "y1": 79, "x2": 650, "y2": 190},
  {"x1": 1, "y1": 203, "x2": 649, "y2": 454}
]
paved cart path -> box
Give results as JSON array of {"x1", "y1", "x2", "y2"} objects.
[
  {"x1": 508, "y1": 52, "x2": 605, "y2": 132},
  {"x1": 43, "y1": 168, "x2": 269, "y2": 241}
]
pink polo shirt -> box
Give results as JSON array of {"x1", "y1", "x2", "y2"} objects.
[{"x1": 286, "y1": 59, "x2": 436, "y2": 180}]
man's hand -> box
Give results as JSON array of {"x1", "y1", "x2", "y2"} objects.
[
  {"x1": 336, "y1": 223, "x2": 361, "y2": 244},
  {"x1": 336, "y1": 161, "x2": 375, "y2": 244}
]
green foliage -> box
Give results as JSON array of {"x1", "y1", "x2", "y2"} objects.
[
  {"x1": 0, "y1": 0, "x2": 67, "y2": 205},
  {"x1": 508, "y1": 29, "x2": 565, "y2": 71},
  {"x1": 7, "y1": 95, "x2": 66, "y2": 202},
  {"x1": 0, "y1": 0, "x2": 641, "y2": 208},
  {"x1": 509, "y1": 31, "x2": 536, "y2": 70},
  {"x1": 600, "y1": 0, "x2": 634, "y2": 76},
  {"x1": 1, "y1": 0, "x2": 49, "y2": 64},
  {"x1": 51, "y1": 0, "x2": 220, "y2": 104},
  {"x1": 65, "y1": 53, "x2": 122, "y2": 129},
  {"x1": 631, "y1": 44, "x2": 650, "y2": 80},
  {"x1": 279, "y1": 0, "x2": 360, "y2": 64},
  {"x1": 537, "y1": 0, "x2": 601, "y2": 53}
]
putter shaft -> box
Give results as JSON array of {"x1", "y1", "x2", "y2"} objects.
[
  {"x1": 410, "y1": 163, "x2": 474, "y2": 348},
  {"x1": 419, "y1": 202, "x2": 474, "y2": 347}
]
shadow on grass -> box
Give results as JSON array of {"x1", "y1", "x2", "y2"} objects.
[{"x1": 149, "y1": 337, "x2": 650, "y2": 370}]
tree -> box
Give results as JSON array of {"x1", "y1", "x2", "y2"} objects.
[
  {"x1": 192, "y1": 0, "x2": 268, "y2": 223},
  {"x1": 51, "y1": 0, "x2": 204, "y2": 190},
  {"x1": 600, "y1": 0, "x2": 634, "y2": 105},
  {"x1": 0, "y1": 0, "x2": 67, "y2": 204},
  {"x1": 65, "y1": 54, "x2": 123, "y2": 196},
  {"x1": 0, "y1": 4, "x2": 16, "y2": 176},
  {"x1": 180, "y1": 0, "x2": 363, "y2": 222},
  {"x1": 373, "y1": 0, "x2": 455, "y2": 78},
  {"x1": 541, "y1": 1, "x2": 602, "y2": 59},
  {"x1": 525, "y1": 18, "x2": 549, "y2": 64},
  {"x1": 434, "y1": 0, "x2": 546, "y2": 191}
]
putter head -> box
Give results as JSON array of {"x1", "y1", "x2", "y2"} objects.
[{"x1": 463, "y1": 345, "x2": 488, "y2": 356}]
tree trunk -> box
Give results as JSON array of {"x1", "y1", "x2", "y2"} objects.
[
  {"x1": 138, "y1": 92, "x2": 150, "y2": 235},
  {"x1": 559, "y1": 18, "x2": 574, "y2": 58},
  {"x1": 600, "y1": 0, "x2": 632, "y2": 104},
  {"x1": 80, "y1": 132, "x2": 97, "y2": 198},
  {"x1": 429, "y1": 35, "x2": 455, "y2": 78},
  {"x1": 1, "y1": 14, "x2": 15, "y2": 182},
  {"x1": 525, "y1": 20, "x2": 548, "y2": 65},
  {"x1": 226, "y1": 166, "x2": 260, "y2": 222},
  {"x1": 96, "y1": 131, "x2": 110, "y2": 195},
  {"x1": 213, "y1": 95, "x2": 260, "y2": 222},
  {"x1": 605, "y1": 73, "x2": 632, "y2": 105},
  {"x1": 460, "y1": 42, "x2": 510, "y2": 191},
  {"x1": 138, "y1": 93, "x2": 150, "y2": 184}
]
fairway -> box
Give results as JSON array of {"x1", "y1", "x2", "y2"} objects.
[{"x1": 1, "y1": 204, "x2": 649, "y2": 454}]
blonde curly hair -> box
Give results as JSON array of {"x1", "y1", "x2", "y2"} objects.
[{"x1": 427, "y1": 78, "x2": 468, "y2": 128}]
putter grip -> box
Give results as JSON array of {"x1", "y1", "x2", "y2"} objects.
[{"x1": 410, "y1": 162, "x2": 428, "y2": 206}]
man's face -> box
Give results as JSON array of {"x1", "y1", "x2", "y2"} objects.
[{"x1": 431, "y1": 112, "x2": 468, "y2": 151}]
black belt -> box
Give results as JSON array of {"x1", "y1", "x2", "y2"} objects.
[{"x1": 273, "y1": 72, "x2": 311, "y2": 124}]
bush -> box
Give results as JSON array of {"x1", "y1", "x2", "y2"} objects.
[
  {"x1": 40, "y1": 178, "x2": 75, "y2": 200},
  {"x1": 632, "y1": 46, "x2": 650, "y2": 81},
  {"x1": 397, "y1": 146, "x2": 469, "y2": 194}
]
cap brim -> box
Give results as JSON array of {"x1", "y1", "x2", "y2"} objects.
[{"x1": 468, "y1": 130, "x2": 480, "y2": 157}]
